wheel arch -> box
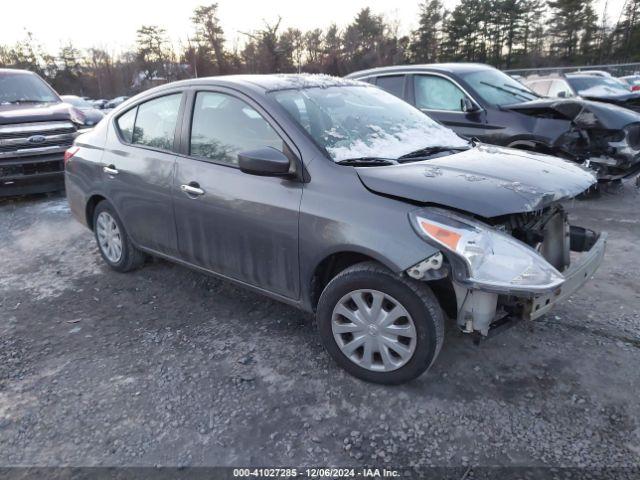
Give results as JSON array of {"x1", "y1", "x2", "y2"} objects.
[
  {"x1": 85, "y1": 194, "x2": 107, "y2": 230},
  {"x1": 308, "y1": 249, "x2": 399, "y2": 311}
]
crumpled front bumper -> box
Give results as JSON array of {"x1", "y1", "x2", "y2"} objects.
[{"x1": 526, "y1": 232, "x2": 607, "y2": 320}]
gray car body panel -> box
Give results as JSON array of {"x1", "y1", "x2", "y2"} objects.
[
  {"x1": 65, "y1": 75, "x2": 593, "y2": 313},
  {"x1": 356, "y1": 144, "x2": 596, "y2": 217}
]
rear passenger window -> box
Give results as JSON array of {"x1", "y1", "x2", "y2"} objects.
[
  {"x1": 116, "y1": 108, "x2": 136, "y2": 143},
  {"x1": 190, "y1": 91, "x2": 284, "y2": 166},
  {"x1": 132, "y1": 94, "x2": 182, "y2": 150},
  {"x1": 375, "y1": 75, "x2": 405, "y2": 98}
]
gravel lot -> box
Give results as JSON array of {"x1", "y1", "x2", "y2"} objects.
[{"x1": 0, "y1": 181, "x2": 639, "y2": 470}]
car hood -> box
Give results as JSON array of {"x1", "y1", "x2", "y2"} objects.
[
  {"x1": 0, "y1": 102, "x2": 74, "y2": 125},
  {"x1": 503, "y1": 97, "x2": 640, "y2": 130},
  {"x1": 355, "y1": 145, "x2": 596, "y2": 218},
  {"x1": 579, "y1": 91, "x2": 640, "y2": 113}
]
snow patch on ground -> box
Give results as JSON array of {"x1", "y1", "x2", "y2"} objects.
[
  {"x1": 39, "y1": 199, "x2": 70, "y2": 214},
  {"x1": 0, "y1": 218, "x2": 100, "y2": 300}
]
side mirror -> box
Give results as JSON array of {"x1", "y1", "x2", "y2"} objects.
[
  {"x1": 238, "y1": 147, "x2": 291, "y2": 176},
  {"x1": 557, "y1": 91, "x2": 567, "y2": 98},
  {"x1": 461, "y1": 97, "x2": 479, "y2": 112}
]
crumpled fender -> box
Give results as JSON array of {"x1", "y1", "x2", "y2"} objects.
[{"x1": 504, "y1": 98, "x2": 640, "y2": 130}]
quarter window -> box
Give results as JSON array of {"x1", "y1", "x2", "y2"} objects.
[
  {"x1": 116, "y1": 108, "x2": 136, "y2": 144},
  {"x1": 190, "y1": 91, "x2": 284, "y2": 166},
  {"x1": 414, "y1": 75, "x2": 468, "y2": 111},
  {"x1": 375, "y1": 75, "x2": 405, "y2": 99}
]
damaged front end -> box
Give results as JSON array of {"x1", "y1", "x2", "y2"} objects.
[
  {"x1": 506, "y1": 99, "x2": 640, "y2": 181},
  {"x1": 407, "y1": 206, "x2": 606, "y2": 336}
]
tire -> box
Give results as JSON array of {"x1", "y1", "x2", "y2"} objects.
[
  {"x1": 93, "y1": 200, "x2": 146, "y2": 272},
  {"x1": 316, "y1": 261, "x2": 444, "y2": 385}
]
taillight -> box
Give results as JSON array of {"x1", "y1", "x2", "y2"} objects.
[
  {"x1": 64, "y1": 147, "x2": 79, "y2": 167},
  {"x1": 632, "y1": 85, "x2": 640, "y2": 92}
]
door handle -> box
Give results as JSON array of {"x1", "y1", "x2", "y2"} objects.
[
  {"x1": 180, "y1": 183, "x2": 205, "y2": 196},
  {"x1": 103, "y1": 165, "x2": 119, "y2": 175}
]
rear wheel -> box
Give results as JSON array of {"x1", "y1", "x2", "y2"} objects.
[
  {"x1": 317, "y1": 261, "x2": 444, "y2": 384},
  {"x1": 93, "y1": 201, "x2": 146, "y2": 272}
]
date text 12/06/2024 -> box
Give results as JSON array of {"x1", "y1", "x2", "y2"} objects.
[{"x1": 232, "y1": 468, "x2": 401, "y2": 478}]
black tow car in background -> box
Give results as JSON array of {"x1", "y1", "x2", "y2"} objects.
[
  {"x1": 347, "y1": 63, "x2": 640, "y2": 181},
  {"x1": 0, "y1": 69, "x2": 84, "y2": 197}
]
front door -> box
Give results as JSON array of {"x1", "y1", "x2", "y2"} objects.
[
  {"x1": 410, "y1": 74, "x2": 488, "y2": 140},
  {"x1": 173, "y1": 90, "x2": 303, "y2": 299}
]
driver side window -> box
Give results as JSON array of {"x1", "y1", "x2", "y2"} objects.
[
  {"x1": 190, "y1": 91, "x2": 284, "y2": 166},
  {"x1": 414, "y1": 75, "x2": 468, "y2": 111}
]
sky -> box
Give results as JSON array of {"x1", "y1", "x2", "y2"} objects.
[{"x1": 0, "y1": 0, "x2": 627, "y2": 54}]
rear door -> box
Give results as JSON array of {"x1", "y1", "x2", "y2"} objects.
[
  {"x1": 103, "y1": 92, "x2": 184, "y2": 256},
  {"x1": 409, "y1": 73, "x2": 488, "y2": 139},
  {"x1": 172, "y1": 89, "x2": 303, "y2": 299}
]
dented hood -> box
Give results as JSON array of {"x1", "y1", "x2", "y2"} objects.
[
  {"x1": 356, "y1": 145, "x2": 596, "y2": 218},
  {"x1": 504, "y1": 98, "x2": 640, "y2": 130}
]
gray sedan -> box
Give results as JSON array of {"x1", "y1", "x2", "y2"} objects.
[{"x1": 64, "y1": 74, "x2": 605, "y2": 384}]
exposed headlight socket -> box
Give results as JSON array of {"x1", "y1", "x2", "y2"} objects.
[{"x1": 407, "y1": 252, "x2": 443, "y2": 280}]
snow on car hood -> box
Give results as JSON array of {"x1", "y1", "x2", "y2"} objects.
[{"x1": 355, "y1": 144, "x2": 596, "y2": 218}]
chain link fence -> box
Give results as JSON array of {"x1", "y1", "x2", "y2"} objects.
[{"x1": 504, "y1": 62, "x2": 640, "y2": 78}]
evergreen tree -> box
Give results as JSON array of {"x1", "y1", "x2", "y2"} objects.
[
  {"x1": 410, "y1": 0, "x2": 444, "y2": 63},
  {"x1": 191, "y1": 4, "x2": 228, "y2": 74}
]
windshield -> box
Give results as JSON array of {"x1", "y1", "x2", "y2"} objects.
[
  {"x1": 567, "y1": 76, "x2": 631, "y2": 96},
  {"x1": 270, "y1": 85, "x2": 468, "y2": 161},
  {"x1": 0, "y1": 73, "x2": 59, "y2": 104},
  {"x1": 460, "y1": 69, "x2": 538, "y2": 106},
  {"x1": 62, "y1": 96, "x2": 91, "y2": 108}
]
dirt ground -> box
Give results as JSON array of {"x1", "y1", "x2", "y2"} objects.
[{"x1": 0, "y1": 181, "x2": 639, "y2": 470}]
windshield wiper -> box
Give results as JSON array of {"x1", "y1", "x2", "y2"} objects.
[
  {"x1": 336, "y1": 157, "x2": 399, "y2": 166},
  {"x1": 398, "y1": 145, "x2": 470, "y2": 160},
  {"x1": 4, "y1": 99, "x2": 51, "y2": 104},
  {"x1": 479, "y1": 81, "x2": 532, "y2": 101},
  {"x1": 501, "y1": 83, "x2": 540, "y2": 97}
]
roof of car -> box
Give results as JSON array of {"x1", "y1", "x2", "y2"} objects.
[
  {"x1": 0, "y1": 68, "x2": 37, "y2": 76},
  {"x1": 565, "y1": 74, "x2": 600, "y2": 79},
  {"x1": 152, "y1": 74, "x2": 366, "y2": 94},
  {"x1": 346, "y1": 63, "x2": 494, "y2": 78}
]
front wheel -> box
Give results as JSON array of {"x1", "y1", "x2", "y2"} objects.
[{"x1": 316, "y1": 262, "x2": 444, "y2": 384}]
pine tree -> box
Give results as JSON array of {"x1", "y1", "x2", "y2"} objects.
[{"x1": 410, "y1": 0, "x2": 444, "y2": 63}]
